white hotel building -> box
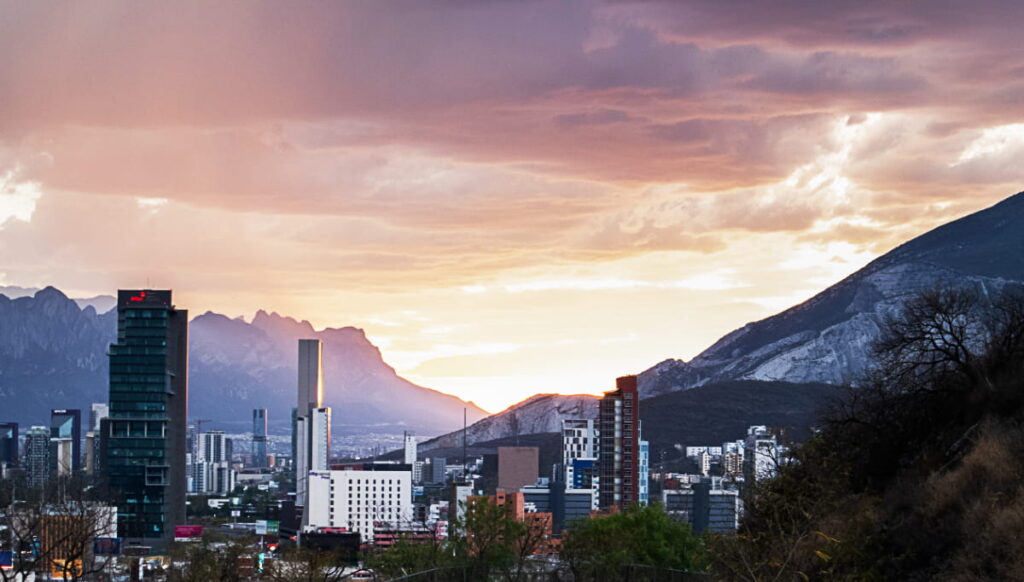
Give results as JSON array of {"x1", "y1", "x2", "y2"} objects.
[{"x1": 306, "y1": 469, "x2": 413, "y2": 542}]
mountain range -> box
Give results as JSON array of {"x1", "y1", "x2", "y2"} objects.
[
  {"x1": 421, "y1": 191, "x2": 1024, "y2": 452},
  {"x1": 0, "y1": 289, "x2": 487, "y2": 435},
  {"x1": 3, "y1": 191, "x2": 1022, "y2": 447}
]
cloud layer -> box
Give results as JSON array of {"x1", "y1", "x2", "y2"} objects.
[{"x1": 1, "y1": 1, "x2": 1022, "y2": 411}]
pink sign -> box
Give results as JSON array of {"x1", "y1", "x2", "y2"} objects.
[{"x1": 174, "y1": 525, "x2": 203, "y2": 542}]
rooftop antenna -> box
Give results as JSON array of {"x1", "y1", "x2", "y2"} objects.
[{"x1": 463, "y1": 408, "x2": 467, "y2": 480}]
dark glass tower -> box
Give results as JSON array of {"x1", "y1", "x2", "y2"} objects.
[
  {"x1": 0, "y1": 422, "x2": 17, "y2": 470},
  {"x1": 252, "y1": 409, "x2": 268, "y2": 468},
  {"x1": 105, "y1": 290, "x2": 188, "y2": 549},
  {"x1": 49, "y1": 409, "x2": 82, "y2": 474}
]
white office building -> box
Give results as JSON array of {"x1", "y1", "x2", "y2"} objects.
[
  {"x1": 562, "y1": 419, "x2": 597, "y2": 485},
  {"x1": 306, "y1": 469, "x2": 413, "y2": 543}
]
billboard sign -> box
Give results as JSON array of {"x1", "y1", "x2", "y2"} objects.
[
  {"x1": 173, "y1": 525, "x2": 203, "y2": 542},
  {"x1": 0, "y1": 551, "x2": 12, "y2": 569}
]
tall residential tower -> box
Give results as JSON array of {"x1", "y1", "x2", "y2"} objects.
[
  {"x1": 104, "y1": 290, "x2": 188, "y2": 549},
  {"x1": 597, "y1": 375, "x2": 641, "y2": 509}
]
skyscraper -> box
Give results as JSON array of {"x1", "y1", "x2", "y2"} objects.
[
  {"x1": 104, "y1": 290, "x2": 188, "y2": 549},
  {"x1": 49, "y1": 409, "x2": 81, "y2": 476},
  {"x1": 0, "y1": 422, "x2": 18, "y2": 473},
  {"x1": 598, "y1": 375, "x2": 640, "y2": 509},
  {"x1": 25, "y1": 425, "x2": 50, "y2": 489},
  {"x1": 252, "y1": 408, "x2": 268, "y2": 468},
  {"x1": 294, "y1": 339, "x2": 330, "y2": 511},
  {"x1": 297, "y1": 339, "x2": 324, "y2": 413}
]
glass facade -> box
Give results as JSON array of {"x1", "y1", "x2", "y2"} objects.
[
  {"x1": 105, "y1": 290, "x2": 187, "y2": 548},
  {"x1": 0, "y1": 422, "x2": 17, "y2": 470},
  {"x1": 49, "y1": 409, "x2": 81, "y2": 474}
]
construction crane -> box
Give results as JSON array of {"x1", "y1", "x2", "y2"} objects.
[{"x1": 193, "y1": 419, "x2": 212, "y2": 434}]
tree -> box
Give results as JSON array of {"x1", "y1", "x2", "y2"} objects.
[
  {"x1": 0, "y1": 476, "x2": 121, "y2": 582},
  {"x1": 366, "y1": 524, "x2": 450, "y2": 579},
  {"x1": 261, "y1": 545, "x2": 357, "y2": 582},
  {"x1": 167, "y1": 538, "x2": 253, "y2": 582},
  {"x1": 560, "y1": 504, "x2": 702, "y2": 581},
  {"x1": 710, "y1": 286, "x2": 1024, "y2": 581},
  {"x1": 448, "y1": 496, "x2": 528, "y2": 580}
]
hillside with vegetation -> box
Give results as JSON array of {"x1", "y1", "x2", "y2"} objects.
[{"x1": 711, "y1": 287, "x2": 1024, "y2": 581}]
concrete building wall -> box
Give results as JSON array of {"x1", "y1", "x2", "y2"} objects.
[{"x1": 498, "y1": 447, "x2": 539, "y2": 491}]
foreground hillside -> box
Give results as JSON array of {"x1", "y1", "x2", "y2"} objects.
[{"x1": 712, "y1": 288, "x2": 1024, "y2": 581}]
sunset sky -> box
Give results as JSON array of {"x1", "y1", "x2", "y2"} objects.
[{"x1": 1, "y1": 1, "x2": 1023, "y2": 412}]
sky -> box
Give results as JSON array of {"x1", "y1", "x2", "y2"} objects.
[{"x1": 1, "y1": 1, "x2": 1023, "y2": 413}]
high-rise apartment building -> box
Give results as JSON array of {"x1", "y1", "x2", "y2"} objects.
[
  {"x1": 639, "y1": 440, "x2": 650, "y2": 506},
  {"x1": 104, "y1": 290, "x2": 188, "y2": 548},
  {"x1": 252, "y1": 409, "x2": 268, "y2": 468},
  {"x1": 25, "y1": 425, "x2": 50, "y2": 488},
  {"x1": 309, "y1": 407, "x2": 331, "y2": 472},
  {"x1": 0, "y1": 422, "x2": 18, "y2": 473},
  {"x1": 294, "y1": 339, "x2": 330, "y2": 511},
  {"x1": 49, "y1": 409, "x2": 81, "y2": 476},
  {"x1": 192, "y1": 431, "x2": 236, "y2": 495},
  {"x1": 598, "y1": 375, "x2": 641, "y2": 509}
]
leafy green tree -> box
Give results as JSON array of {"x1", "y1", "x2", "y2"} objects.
[
  {"x1": 449, "y1": 496, "x2": 529, "y2": 580},
  {"x1": 167, "y1": 539, "x2": 251, "y2": 582},
  {"x1": 366, "y1": 532, "x2": 451, "y2": 579},
  {"x1": 561, "y1": 503, "x2": 703, "y2": 581}
]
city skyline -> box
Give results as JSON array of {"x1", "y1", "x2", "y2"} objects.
[{"x1": 2, "y1": 2, "x2": 1024, "y2": 411}]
